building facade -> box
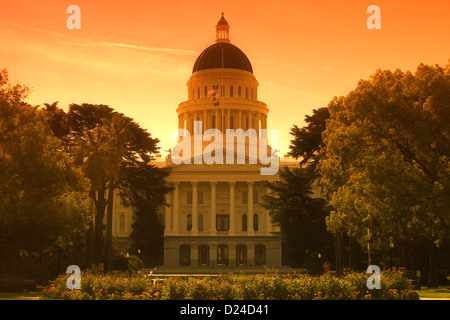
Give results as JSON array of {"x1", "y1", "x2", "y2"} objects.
[{"x1": 112, "y1": 14, "x2": 299, "y2": 272}]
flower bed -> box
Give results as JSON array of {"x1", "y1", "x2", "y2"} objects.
[{"x1": 42, "y1": 268, "x2": 419, "y2": 300}]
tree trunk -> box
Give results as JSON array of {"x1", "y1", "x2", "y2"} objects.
[
  {"x1": 105, "y1": 181, "x2": 115, "y2": 273},
  {"x1": 335, "y1": 233, "x2": 344, "y2": 276},
  {"x1": 427, "y1": 240, "x2": 438, "y2": 287},
  {"x1": 86, "y1": 211, "x2": 95, "y2": 267},
  {"x1": 410, "y1": 239, "x2": 417, "y2": 280},
  {"x1": 399, "y1": 241, "x2": 407, "y2": 268},
  {"x1": 348, "y1": 236, "x2": 357, "y2": 271},
  {"x1": 94, "y1": 188, "x2": 107, "y2": 267}
]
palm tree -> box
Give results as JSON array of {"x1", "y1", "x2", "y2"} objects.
[{"x1": 74, "y1": 122, "x2": 123, "y2": 267}]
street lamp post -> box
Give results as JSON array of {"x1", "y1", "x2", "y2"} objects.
[
  {"x1": 137, "y1": 249, "x2": 141, "y2": 270},
  {"x1": 390, "y1": 242, "x2": 394, "y2": 268}
]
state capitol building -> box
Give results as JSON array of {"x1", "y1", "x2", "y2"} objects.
[{"x1": 111, "y1": 14, "x2": 302, "y2": 272}]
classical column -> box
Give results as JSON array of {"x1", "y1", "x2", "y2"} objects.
[
  {"x1": 215, "y1": 109, "x2": 219, "y2": 130},
  {"x1": 209, "y1": 242, "x2": 217, "y2": 266},
  {"x1": 193, "y1": 111, "x2": 198, "y2": 135},
  {"x1": 164, "y1": 191, "x2": 172, "y2": 235},
  {"x1": 210, "y1": 182, "x2": 217, "y2": 235},
  {"x1": 248, "y1": 182, "x2": 254, "y2": 235},
  {"x1": 191, "y1": 241, "x2": 198, "y2": 267},
  {"x1": 186, "y1": 113, "x2": 191, "y2": 135},
  {"x1": 229, "y1": 182, "x2": 236, "y2": 234},
  {"x1": 203, "y1": 110, "x2": 207, "y2": 132},
  {"x1": 256, "y1": 113, "x2": 260, "y2": 136},
  {"x1": 238, "y1": 109, "x2": 242, "y2": 130},
  {"x1": 266, "y1": 187, "x2": 272, "y2": 235},
  {"x1": 192, "y1": 181, "x2": 198, "y2": 235},
  {"x1": 229, "y1": 241, "x2": 236, "y2": 267},
  {"x1": 248, "y1": 241, "x2": 255, "y2": 266},
  {"x1": 173, "y1": 182, "x2": 180, "y2": 233}
]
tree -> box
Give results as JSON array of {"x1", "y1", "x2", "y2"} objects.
[
  {"x1": 320, "y1": 62, "x2": 450, "y2": 286},
  {"x1": 44, "y1": 103, "x2": 169, "y2": 272},
  {"x1": 288, "y1": 107, "x2": 330, "y2": 174},
  {"x1": 262, "y1": 166, "x2": 332, "y2": 268},
  {"x1": 0, "y1": 69, "x2": 91, "y2": 280},
  {"x1": 285, "y1": 107, "x2": 350, "y2": 274}
]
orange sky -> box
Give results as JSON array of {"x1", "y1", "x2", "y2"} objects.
[{"x1": 1, "y1": 0, "x2": 449, "y2": 156}]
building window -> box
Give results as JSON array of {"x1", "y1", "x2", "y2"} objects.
[
  {"x1": 242, "y1": 191, "x2": 248, "y2": 204},
  {"x1": 246, "y1": 117, "x2": 249, "y2": 130},
  {"x1": 238, "y1": 86, "x2": 241, "y2": 97},
  {"x1": 188, "y1": 190, "x2": 203, "y2": 204},
  {"x1": 255, "y1": 244, "x2": 266, "y2": 266},
  {"x1": 187, "y1": 191, "x2": 192, "y2": 204},
  {"x1": 242, "y1": 214, "x2": 247, "y2": 232},
  {"x1": 198, "y1": 87, "x2": 200, "y2": 99},
  {"x1": 230, "y1": 115, "x2": 234, "y2": 129},
  {"x1": 119, "y1": 214, "x2": 125, "y2": 232},
  {"x1": 212, "y1": 115, "x2": 216, "y2": 129},
  {"x1": 217, "y1": 244, "x2": 228, "y2": 266},
  {"x1": 253, "y1": 191, "x2": 258, "y2": 204},
  {"x1": 216, "y1": 214, "x2": 229, "y2": 231},
  {"x1": 221, "y1": 85, "x2": 225, "y2": 97},
  {"x1": 253, "y1": 214, "x2": 259, "y2": 232},
  {"x1": 204, "y1": 86, "x2": 207, "y2": 96},
  {"x1": 246, "y1": 87, "x2": 248, "y2": 99},
  {"x1": 198, "y1": 213, "x2": 203, "y2": 232},
  {"x1": 179, "y1": 245, "x2": 191, "y2": 266},
  {"x1": 236, "y1": 245, "x2": 247, "y2": 266},
  {"x1": 187, "y1": 214, "x2": 192, "y2": 231},
  {"x1": 198, "y1": 244, "x2": 209, "y2": 266},
  {"x1": 230, "y1": 85, "x2": 234, "y2": 97}
]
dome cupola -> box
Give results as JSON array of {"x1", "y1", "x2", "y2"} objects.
[{"x1": 192, "y1": 13, "x2": 253, "y2": 74}]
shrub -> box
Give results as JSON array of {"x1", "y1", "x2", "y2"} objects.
[{"x1": 42, "y1": 268, "x2": 419, "y2": 300}]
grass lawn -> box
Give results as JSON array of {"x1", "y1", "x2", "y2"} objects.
[
  {"x1": 417, "y1": 286, "x2": 450, "y2": 299},
  {"x1": 0, "y1": 286, "x2": 44, "y2": 299}
]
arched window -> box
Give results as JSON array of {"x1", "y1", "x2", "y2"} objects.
[
  {"x1": 179, "y1": 244, "x2": 191, "y2": 266},
  {"x1": 253, "y1": 214, "x2": 259, "y2": 232},
  {"x1": 217, "y1": 244, "x2": 228, "y2": 266},
  {"x1": 255, "y1": 244, "x2": 266, "y2": 266},
  {"x1": 119, "y1": 214, "x2": 125, "y2": 232},
  {"x1": 230, "y1": 85, "x2": 234, "y2": 97},
  {"x1": 187, "y1": 214, "x2": 192, "y2": 231},
  {"x1": 236, "y1": 245, "x2": 247, "y2": 266},
  {"x1": 242, "y1": 214, "x2": 247, "y2": 232},
  {"x1": 198, "y1": 244, "x2": 209, "y2": 266}
]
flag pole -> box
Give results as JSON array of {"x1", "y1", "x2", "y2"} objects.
[{"x1": 221, "y1": 46, "x2": 224, "y2": 132}]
